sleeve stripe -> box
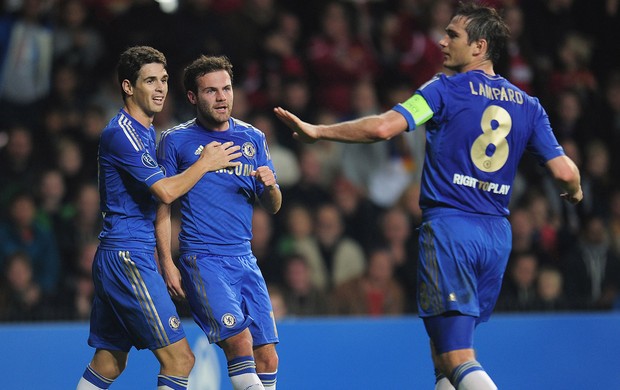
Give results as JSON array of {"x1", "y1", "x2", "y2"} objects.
[{"x1": 118, "y1": 114, "x2": 145, "y2": 151}]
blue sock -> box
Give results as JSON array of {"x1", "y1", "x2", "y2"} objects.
[
  {"x1": 258, "y1": 370, "x2": 277, "y2": 388},
  {"x1": 157, "y1": 374, "x2": 189, "y2": 389},
  {"x1": 450, "y1": 361, "x2": 484, "y2": 387},
  {"x1": 227, "y1": 356, "x2": 257, "y2": 377},
  {"x1": 81, "y1": 365, "x2": 113, "y2": 389},
  {"x1": 435, "y1": 368, "x2": 447, "y2": 383}
]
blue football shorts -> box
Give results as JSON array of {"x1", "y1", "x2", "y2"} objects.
[
  {"x1": 178, "y1": 253, "x2": 279, "y2": 346},
  {"x1": 88, "y1": 248, "x2": 186, "y2": 352},
  {"x1": 417, "y1": 210, "x2": 511, "y2": 324}
]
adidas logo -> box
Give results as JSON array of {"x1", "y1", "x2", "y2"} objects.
[{"x1": 194, "y1": 145, "x2": 204, "y2": 155}]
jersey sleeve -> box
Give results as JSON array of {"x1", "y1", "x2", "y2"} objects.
[
  {"x1": 391, "y1": 74, "x2": 443, "y2": 131},
  {"x1": 156, "y1": 130, "x2": 180, "y2": 177},
  {"x1": 254, "y1": 130, "x2": 277, "y2": 197},
  {"x1": 526, "y1": 98, "x2": 565, "y2": 164},
  {"x1": 106, "y1": 127, "x2": 165, "y2": 187}
]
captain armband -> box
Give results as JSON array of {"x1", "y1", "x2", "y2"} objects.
[{"x1": 401, "y1": 94, "x2": 434, "y2": 126}]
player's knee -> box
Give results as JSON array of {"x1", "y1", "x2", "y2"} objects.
[
  {"x1": 256, "y1": 349, "x2": 278, "y2": 372},
  {"x1": 178, "y1": 348, "x2": 195, "y2": 374}
]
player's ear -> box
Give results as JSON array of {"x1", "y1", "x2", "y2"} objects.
[
  {"x1": 187, "y1": 90, "x2": 197, "y2": 105},
  {"x1": 122, "y1": 79, "x2": 133, "y2": 97},
  {"x1": 473, "y1": 38, "x2": 487, "y2": 57}
]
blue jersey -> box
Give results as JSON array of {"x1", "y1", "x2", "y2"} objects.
[
  {"x1": 157, "y1": 117, "x2": 275, "y2": 255},
  {"x1": 394, "y1": 70, "x2": 564, "y2": 217},
  {"x1": 97, "y1": 109, "x2": 165, "y2": 252}
]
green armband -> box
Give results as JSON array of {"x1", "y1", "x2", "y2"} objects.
[{"x1": 401, "y1": 94, "x2": 433, "y2": 126}]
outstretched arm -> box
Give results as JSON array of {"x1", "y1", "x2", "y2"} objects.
[
  {"x1": 273, "y1": 107, "x2": 408, "y2": 144},
  {"x1": 546, "y1": 155, "x2": 583, "y2": 204}
]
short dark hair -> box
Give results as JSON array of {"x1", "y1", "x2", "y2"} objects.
[
  {"x1": 455, "y1": 2, "x2": 510, "y2": 64},
  {"x1": 183, "y1": 55, "x2": 234, "y2": 94},
  {"x1": 116, "y1": 46, "x2": 167, "y2": 100}
]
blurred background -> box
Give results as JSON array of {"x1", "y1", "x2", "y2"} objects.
[{"x1": 0, "y1": 0, "x2": 619, "y2": 330}]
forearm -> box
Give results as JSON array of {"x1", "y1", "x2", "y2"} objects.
[
  {"x1": 317, "y1": 113, "x2": 401, "y2": 143},
  {"x1": 547, "y1": 155, "x2": 583, "y2": 202},
  {"x1": 155, "y1": 203, "x2": 174, "y2": 266},
  {"x1": 153, "y1": 163, "x2": 207, "y2": 204},
  {"x1": 259, "y1": 185, "x2": 282, "y2": 214}
]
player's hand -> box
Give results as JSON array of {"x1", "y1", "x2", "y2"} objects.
[
  {"x1": 251, "y1": 166, "x2": 277, "y2": 187},
  {"x1": 161, "y1": 261, "x2": 186, "y2": 299},
  {"x1": 200, "y1": 141, "x2": 241, "y2": 171},
  {"x1": 560, "y1": 187, "x2": 583, "y2": 205},
  {"x1": 273, "y1": 107, "x2": 319, "y2": 143}
]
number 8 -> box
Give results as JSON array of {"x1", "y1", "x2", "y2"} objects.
[{"x1": 470, "y1": 105, "x2": 511, "y2": 172}]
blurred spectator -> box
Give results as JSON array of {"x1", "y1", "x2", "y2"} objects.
[
  {"x1": 43, "y1": 63, "x2": 84, "y2": 134},
  {"x1": 0, "y1": 191, "x2": 60, "y2": 293},
  {"x1": 0, "y1": 251, "x2": 54, "y2": 321},
  {"x1": 549, "y1": 89, "x2": 589, "y2": 147},
  {"x1": 52, "y1": 0, "x2": 105, "y2": 84},
  {"x1": 496, "y1": 252, "x2": 540, "y2": 312},
  {"x1": 564, "y1": 215, "x2": 620, "y2": 310},
  {"x1": 77, "y1": 104, "x2": 107, "y2": 179},
  {"x1": 521, "y1": 0, "x2": 576, "y2": 95},
  {"x1": 526, "y1": 191, "x2": 561, "y2": 263},
  {"x1": 548, "y1": 32, "x2": 598, "y2": 100},
  {"x1": 251, "y1": 206, "x2": 282, "y2": 285},
  {"x1": 305, "y1": 1, "x2": 379, "y2": 115},
  {"x1": 282, "y1": 147, "x2": 331, "y2": 210},
  {"x1": 267, "y1": 283, "x2": 288, "y2": 321},
  {"x1": 599, "y1": 71, "x2": 620, "y2": 176},
  {"x1": 609, "y1": 188, "x2": 620, "y2": 257},
  {"x1": 275, "y1": 202, "x2": 324, "y2": 285},
  {"x1": 35, "y1": 168, "x2": 72, "y2": 234},
  {"x1": 280, "y1": 253, "x2": 328, "y2": 317},
  {"x1": 330, "y1": 174, "x2": 381, "y2": 251},
  {"x1": 165, "y1": 0, "x2": 226, "y2": 94},
  {"x1": 55, "y1": 136, "x2": 89, "y2": 202},
  {"x1": 395, "y1": 0, "x2": 446, "y2": 89},
  {"x1": 314, "y1": 203, "x2": 366, "y2": 291},
  {"x1": 56, "y1": 182, "x2": 101, "y2": 277},
  {"x1": 0, "y1": 125, "x2": 43, "y2": 213},
  {"x1": 0, "y1": 0, "x2": 54, "y2": 127},
  {"x1": 509, "y1": 207, "x2": 540, "y2": 256},
  {"x1": 572, "y1": 0, "x2": 620, "y2": 83},
  {"x1": 378, "y1": 205, "x2": 418, "y2": 313},
  {"x1": 57, "y1": 239, "x2": 96, "y2": 320},
  {"x1": 250, "y1": 111, "x2": 300, "y2": 189},
  {"x1": 329, "y1": 247, "x2": 405, "y2": 316},
  {"x1": 533, "y1": 265, "x2": 570, "y2": 311},
  {"x1": 580, "y1": 140, "x2": 613, "y2": 218},
  {"x1": 274, "y1": 77, "x2": 317, "y2": 152},
  {"x1": 502, "y1": 5, "x2": 536, "y2": 94}
]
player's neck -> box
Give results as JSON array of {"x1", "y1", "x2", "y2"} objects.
[
  {"x1": 461, "y1": 59, "x2": 495, "y2": 76},
  {"x1": 124, "y1": 104, "x2": 154, "y2": 129}
]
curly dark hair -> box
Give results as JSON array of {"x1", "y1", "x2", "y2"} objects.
[{"x1": 183, "y1": 55, "x2": 234, "y2": 94}]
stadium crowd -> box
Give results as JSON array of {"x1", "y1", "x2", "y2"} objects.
[{"x1": 0, "y1": 0, "x2": 619, "y2": 322}]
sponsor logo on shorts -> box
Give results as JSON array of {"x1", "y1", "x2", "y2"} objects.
[
  {"x1": 221, "y1": 313, "x2": 236, "y2": 328},
  {"x1": 169, "y1": 315, "x2": 181, "y2": 330}
]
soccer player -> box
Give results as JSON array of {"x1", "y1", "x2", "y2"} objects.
[
  {"x1": 156, "y1": 55, "x2": 281, "y2": 390},
  {"x1": 76, "y1": 46, "x2": 242, "y2": 390},
  {"x1": 274, "y1": 3, "x2": 583, "y2": 390}
]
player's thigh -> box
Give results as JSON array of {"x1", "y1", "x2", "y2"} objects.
[
  {"x1": 417, "y1": 214, "x2": 510, "y2": 318},
  {"x1": 178, "y1": 253, "x2": 253, "y2": 344},
  {"x1": 241, "y1": 255, "x2": 279, "y2": 346},
  {"x1": 95, "y1": 250, "x2": 186, "y2": 350}
]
